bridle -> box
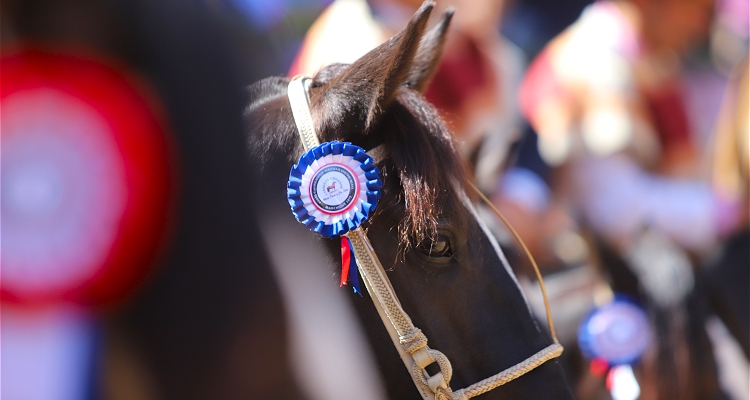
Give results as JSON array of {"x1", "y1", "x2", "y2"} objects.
[{"x1": 288, "y1": 76, "x2": 563, "y2": 400}]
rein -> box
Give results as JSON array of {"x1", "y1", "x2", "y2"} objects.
[{"x1": 287, "y1": 76, "x2": 563, "y2": 400}]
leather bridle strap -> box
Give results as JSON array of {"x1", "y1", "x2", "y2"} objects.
[
  {"x1": 287, "y1": 76, "x2": 562, "y2": 400},
  {"x1": 289, "y1": 76, "x2": 442, "y2": 399}
]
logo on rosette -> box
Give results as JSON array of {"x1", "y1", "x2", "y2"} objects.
[{"x1": 311, "y1": 165, "x2": 358, "y2": 212}]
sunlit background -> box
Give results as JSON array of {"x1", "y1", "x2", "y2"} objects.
[{"x1": 2, "y1": 0, "x2": 747, "y2": 399}]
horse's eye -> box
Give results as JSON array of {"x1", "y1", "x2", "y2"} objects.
[{"x1": 417, "y1": 233, "x2": 453, "y2": 258}]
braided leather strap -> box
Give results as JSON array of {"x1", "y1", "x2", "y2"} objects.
[{"x1": 452, "y1": 343, "x2": 564, "y2": 400}]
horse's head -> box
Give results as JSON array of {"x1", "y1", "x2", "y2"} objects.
[{"x1": 245, "y1": 3, "x2": 572, "y2": 398}]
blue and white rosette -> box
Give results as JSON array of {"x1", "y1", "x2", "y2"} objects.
[
  {"x1": 287, "y1": 141, "x2": 382, "y2": 238},
  {"x1": 578, "y1": 295, "x2": 651, "y2": 367}
]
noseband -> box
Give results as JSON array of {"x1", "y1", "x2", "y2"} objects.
[{"x1": 287, "y1": 76, "x2": 563, "y2": 400}]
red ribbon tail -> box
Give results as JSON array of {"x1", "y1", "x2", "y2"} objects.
[{"x1": 340, "y1": 236, "x2": 351, "y2": 286}]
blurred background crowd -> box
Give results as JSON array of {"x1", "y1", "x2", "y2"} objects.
[{"x1": 1, "y1": 0, "x2": 747, "y2": 399}]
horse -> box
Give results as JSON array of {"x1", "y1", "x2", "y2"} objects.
[{"x1": 244, "y1": 3, "x2": 574, "y2": 398}]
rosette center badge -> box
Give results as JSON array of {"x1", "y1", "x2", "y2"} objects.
[
  {"x1": 311, "y1": 165, "x2": 358, "y2": 213},
  {"x1": 288, "y1": 141, "x2": 382, "y2": 238}
]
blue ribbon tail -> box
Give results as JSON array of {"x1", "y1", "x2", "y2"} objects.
[{"x1": 348, "y1": 241, "x2": 362, "y2": 296}]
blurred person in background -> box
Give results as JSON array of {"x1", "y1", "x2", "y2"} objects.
[
  {"x1": 520, "y1": 0, "x2": 735, "y2": 253},
  {"x1": 516, "y1": 0, "x2": 748, "y2": 398},
  {"x1": 709, "y1": 57, "x2": 748, "y2": 350},
  {"x1": 702, "y1": 57, "x2": 749, "y2": 400}
]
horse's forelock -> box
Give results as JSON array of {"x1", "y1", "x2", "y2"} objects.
[{"x1": 383, "y1": 89, "x2": 471, "y2": 249}]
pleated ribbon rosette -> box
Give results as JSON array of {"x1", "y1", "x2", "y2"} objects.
[
  {"x1": 287, "y1": 141, "x2": 382, "y2": 294},
  {"x1": 288, "y1": 141, "x2": 382, "y2": 237}
]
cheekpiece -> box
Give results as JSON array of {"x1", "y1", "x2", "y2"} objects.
[
  {"x1": 288, "y1": 141, "x2": 382, "y2": 238},
  {"x1": 578, "y1": 296, "x2": 651, "y2": 366}
]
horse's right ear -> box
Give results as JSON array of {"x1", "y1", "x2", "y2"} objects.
[
  {"x1": 312, "y1": 1, "x2": 434, "y2": 133},
  {"x1": 404, "y1": 8, "x2": 453, "y2": 93}
]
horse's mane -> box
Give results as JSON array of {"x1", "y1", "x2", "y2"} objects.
[{"x1": 245, "y1": 67, "x2": 470, "y2": 249}]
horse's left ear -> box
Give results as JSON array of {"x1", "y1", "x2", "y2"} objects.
[
  {"x1": 404, "y1": 8, "x2": 453, "y2": 93},
  {"x1": 313, "y1": 1, "x2": 434, "y2": 132}
]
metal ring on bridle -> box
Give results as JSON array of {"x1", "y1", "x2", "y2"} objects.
[{"x1": 412, "y1": 349, "x2": 454, "y2": 393}]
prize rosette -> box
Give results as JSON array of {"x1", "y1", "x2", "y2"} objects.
[
  {"x1": 578, "y1": 296, "x2": 651, "y2": 366},
  {"x1": 287, "y1": 141, "x2": 382, "y2": 238},
  {"x1": 1, "y1": 49, "x2": 172, "y2": 306}
]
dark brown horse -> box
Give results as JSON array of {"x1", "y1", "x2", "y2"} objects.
[{"x1": 244, "y1": 3, "x2": 574, "y2": 398}]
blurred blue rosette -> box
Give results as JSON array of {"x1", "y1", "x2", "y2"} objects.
[{"x1": 578, "y1": 295, "x2": 651, "y2": 366}]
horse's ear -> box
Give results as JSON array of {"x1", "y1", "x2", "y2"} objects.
[
  {"x1": 404, "y1": 8, "x2": 453, "y2": 93},
  {"x1": 314, "y1": 1, "x2": 434, "y2": 130}
]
